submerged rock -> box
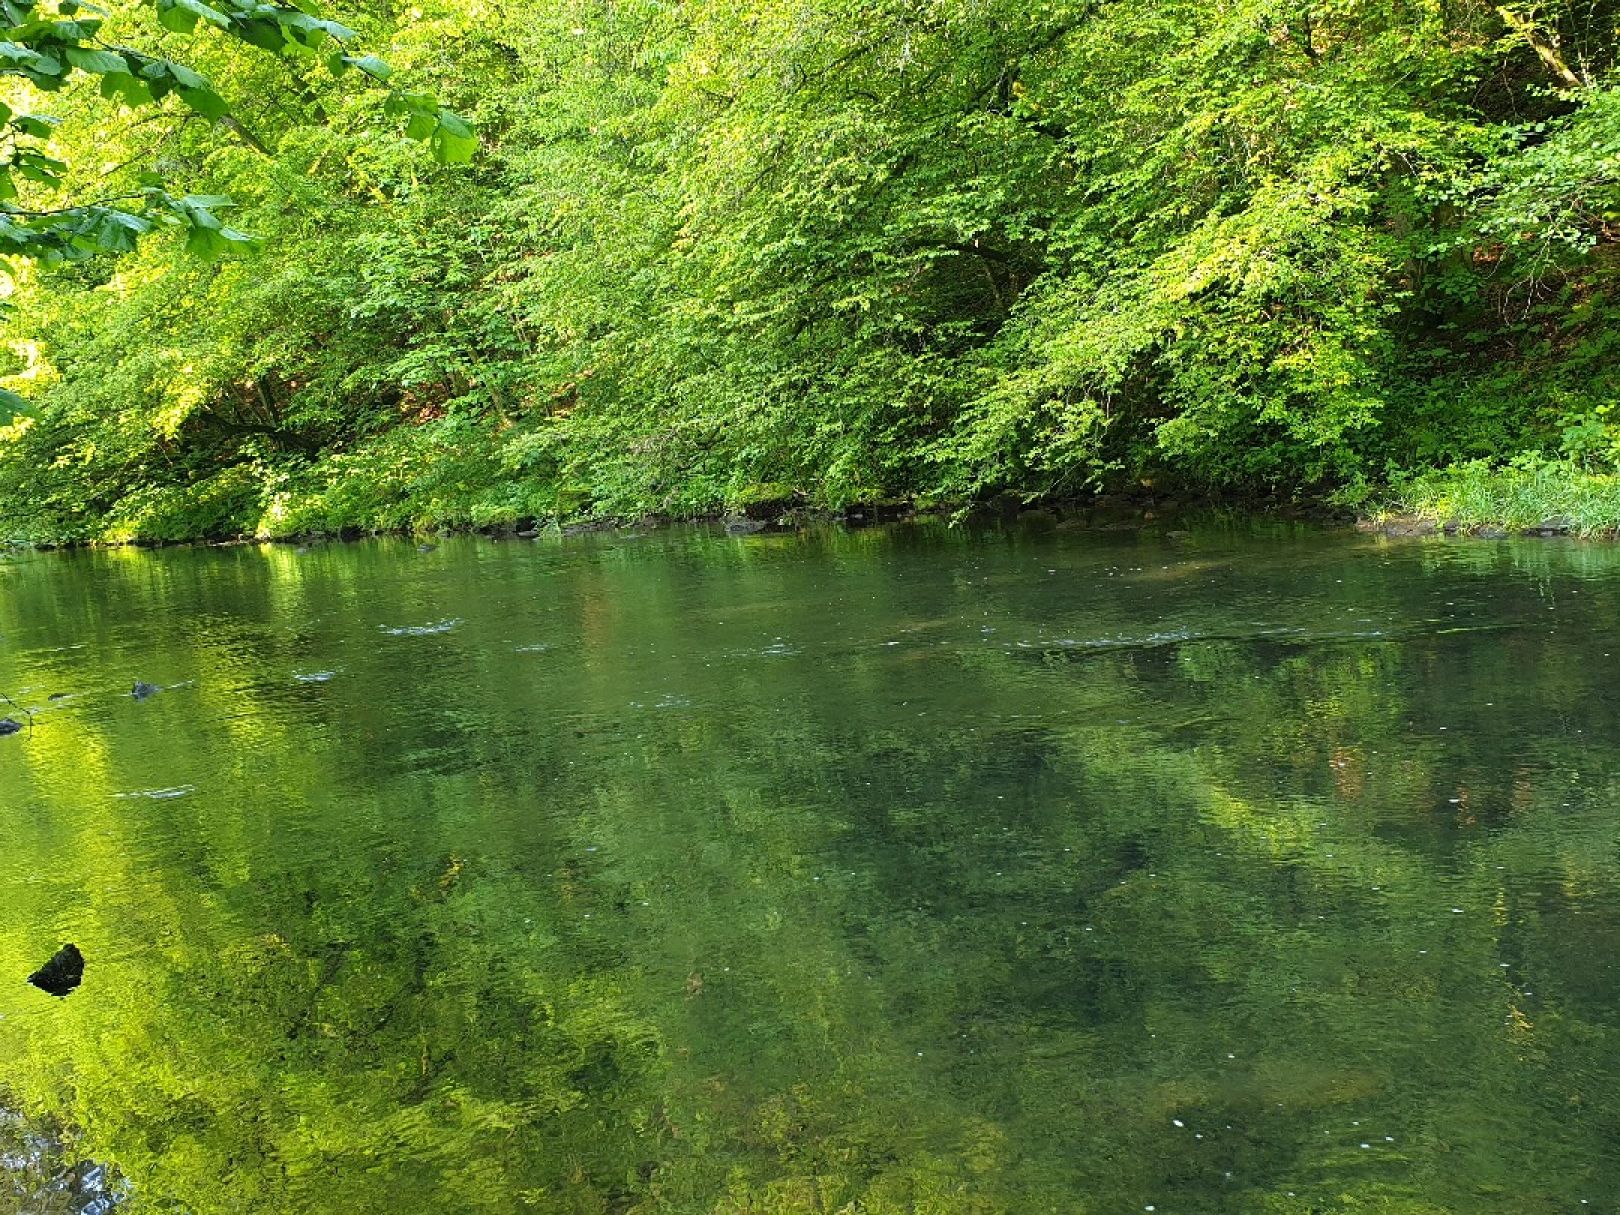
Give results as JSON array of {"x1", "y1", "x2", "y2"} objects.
[
  {"x1": 130, "y1": 681, "x2": 159, "y2": 699},
  {"x1": 27, "y1": 944, "x2": 83, "y2": 997},
  {"x1": 723, "y1": 517, "x2": 767, "y2": 536},
  {"x1": 0, "y1": 717, "x2": 21, "y2": 735},
  {"x1": 0, "y1": 1104, "x2": 128, "y2": 1211}
]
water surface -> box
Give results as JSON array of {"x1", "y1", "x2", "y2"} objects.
[{"x1": 0, "y1": 519, "x2": 1617, "y2": 1213}]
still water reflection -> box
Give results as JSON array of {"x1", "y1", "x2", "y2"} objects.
[{"x1": 0, "y1": 519, "x2": 1617, "y2": 1212}]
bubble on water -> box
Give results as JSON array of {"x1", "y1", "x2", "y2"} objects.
[
  {"x1": 116, "y1": 785, "x2": 194, "y2": 800},
  {"x1": 380, "y1": 618, "x2": 461, "y2": 636}
]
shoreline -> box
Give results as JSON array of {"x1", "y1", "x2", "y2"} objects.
[
  {"x1": 10, "y1": 505, "x2": 1603, "y2": 554},
  {"x1": 11, "y1": 468, "x2": 1620, "y2": 551},
  {"x1": 8, "y1": 495, "x2": 1356, "y2": 551}
]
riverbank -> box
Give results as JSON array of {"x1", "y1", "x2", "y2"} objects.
[
  {"x1": 10, "y1": 488, "x2": 1358, "y2": 550},
  {"x1": 9, "y1": 453, "x2": 1620, "y2": 550},
  {"x1": 1370, "y1": 459, "x2": 1620, "y2": 539}
]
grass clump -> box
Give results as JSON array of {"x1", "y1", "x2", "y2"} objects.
[{"x1": 1385, "y1": 457, "x2": 1620, "y2": 536}]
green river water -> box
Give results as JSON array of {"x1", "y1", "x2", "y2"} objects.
[{"x1": 0, "y1": 518, "x2": 1617, "y2": 1213}]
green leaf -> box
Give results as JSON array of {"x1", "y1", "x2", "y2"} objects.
[
  {"x1": 431, "y1": 126, "x2": 477, "y2": 165},
  {"x1": 153, "y1": 0, "x2": 198, "y2": 33},
  {"x1": 167, "y1": 62, "x2": 206, "y2": 89},
  {"x1": 0, "y1": 43, "x2": 63, "y2": 76},
  {"x1": 346, "y1": 53, "x2": 390, "y2": 79},
  {"x1": 404, "y1": 110, "x2": 435, "y2": 141},
  {"x1": 435, "y1": 109, "x2": 473, "y2": 140},
  {"x1": 64, "y1": 46, "x2": 129, "y2": 74},
  {"x1": 13, "y1": 114, "x2": 55, "y2": 138},
  {"x1": 309, "y1": 17, "x2": 354, "y2": 40},
  {"x1": 92, "y1": 216, "x2": 138, "y2": 252},
  {"x1": 178, "y1": 86, "x2": 228, "y2": 119},
  {"x1": 183, "y1": 223, "x2": 220, "y2": 256},
  {"x1": 100, "y1": 72, "x2": 151, "y2": 106},
  {"x1": 0, "y1": 386, "x2": 30, "y2": 426},
  {"x1": 170, "y1": 0, "x2": 229, "y2": 28},
  {"x1": 236, "y1": 18, "x2": 285, "y2": 51},
  {"x1": 429, "y1": 109, "x2": 476, "y2": 163}
]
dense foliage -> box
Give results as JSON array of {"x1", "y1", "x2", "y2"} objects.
[{"x1": 3, "y1": 0, "x2": 1620, "y2": 539}]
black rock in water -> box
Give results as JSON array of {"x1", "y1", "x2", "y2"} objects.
[
  {"x1": 131, "y1": 681, "x2": 159, "y2": 699},
  {"x1": 0, "y1": 717, "x2": 20, "y2": 735},
  {"x1": 28, "y1": 943, "x2": 83, "y2": 997}
]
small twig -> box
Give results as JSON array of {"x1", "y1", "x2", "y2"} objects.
[
  {"x1": 1, "y1": 193, "x2": 148, "y2": 218},
  {"x1": 0, "y1": 688, "x2": 36, "y2": 733}
]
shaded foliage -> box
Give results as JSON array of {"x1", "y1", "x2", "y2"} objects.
[{"x1": 3, "y1": 0, "x2": 1620, "y2": 537}]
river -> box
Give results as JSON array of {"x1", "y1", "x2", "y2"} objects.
[{"x1": 0, "y1": 517, "x2": 1616, "y2": 1212}]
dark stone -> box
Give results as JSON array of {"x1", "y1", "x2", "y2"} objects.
[
  {"x1": 723, "y1": 516, "x2": 767, "y2": 535},
  {"x1": 1018, "y1": 508, "x2": 1059, "y2": 530},
  {"x1": 1475, "y1": 526, "x2": 1508, "y2": 540},
  {"x1": 562, "y1": 520, "x2": 617, "y2": 537},
  {"x1": 131, "y1": 681, "x2": 160, "y2": 699},
  {"x1": 1442, "y1": 520, "x2": 1460, "y2": 535},
  {"x1": 516, "y1": 528, "x2": 541, "y2": 539},
  {"x1": 1383, "y1": 518, "x2": 1437, "y2": 537},
  {"x1": 28, "y1": 943, "x2": 83, "y2": 997},
  {"x1": 737, "y1": 495, "x2": 799, "y2": 521},
  {"x1": 1535, "y1": 516, "x2": 1573, "y2": 535},
  {"x1": 0, "y1": 717, "x2": 20, "y2": 735}
]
